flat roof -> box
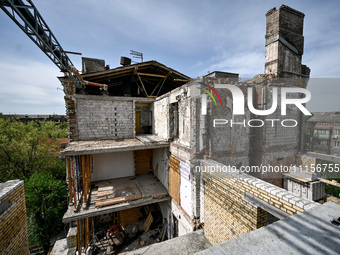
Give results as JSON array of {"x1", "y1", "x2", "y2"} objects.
[
  {"x1": 62, "y1": 174, "x2": 169, "y2": 223},
  {"x1": 120, "y1": 230, "x2": 211, "y2": 255},
  {"x1": 60, "y1": 135, "x2": 169, "y2": 156},
  {"x1": 0, "y1": 180, "x2": 23, "y2": 199},
  {"x1": 195, "y1": 202, "x2": 340, "y2": 255}
]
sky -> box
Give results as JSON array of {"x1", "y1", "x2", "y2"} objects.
[{"x1": 0, "y1": 0, "x2": 339, "y2": 115}]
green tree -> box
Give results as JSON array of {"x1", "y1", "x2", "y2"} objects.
[
  {"x1": 325, "y1": 178, "x2": 340, "y2": 198},
  {"x1": 0, "y1": 117, "x2": 67, "y2": 182},
  {"x1": 25, "y1": 172, "x2": 67, "y2": 254},
  {"x1": 0, "y1": 116, "x2": 68, "y2": 253}
]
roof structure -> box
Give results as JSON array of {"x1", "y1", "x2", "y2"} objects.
[
  {"x1": 308, "y1": 112, "x2": 340, "y2": 123},
  {"x1": 81, "y1": 60, "x2": 191, "y2": 97}
]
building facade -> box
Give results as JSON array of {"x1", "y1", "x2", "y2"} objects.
[
  {"x1": 306, "y1": 112, "x2": 340, "y2": 156},
  {"x1": 60, "y1": 4, "x2": 312, "y2": 253}
]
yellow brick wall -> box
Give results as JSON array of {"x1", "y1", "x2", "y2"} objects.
[
  {"x1": 204, "y1": 175, "x2": 267, "y2": 245},
  {"x1": 296, "y1": 154, "x2": 316, "y2": 171},
  {"x1": 204, "y1": 171, "x2": 306, "y2": 245},
  {"x1": 0, "y1": 182, "x2": 29, "y2": 255}
]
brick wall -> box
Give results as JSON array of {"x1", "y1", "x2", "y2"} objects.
[
  {"x1": 201, "y1": 159, "x2": 318, "y2": 245},
  {"x1": 296, "y1": 154, "x2": 316, "y2": 171},
  {"x1": 75, "y1": 96, "x2": 134, "y2": 140},
  {"x1": 0, "y1": 180, "x2": 29, "y2": 255}
]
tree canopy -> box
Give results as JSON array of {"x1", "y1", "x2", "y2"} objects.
[
  {"x1": 0, "y1": 117, "x2": 67, "y2": 182},
  {"x1": 25, "y1": 171, "x2": 67, "y2": 254},
  {"x1": 0, "y1": 116, "x2": 68, "y2": 254}
]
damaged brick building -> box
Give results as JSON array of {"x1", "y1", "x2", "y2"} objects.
[{"x1": 58, "y1": 4, "x2": 337, "y2": 254}]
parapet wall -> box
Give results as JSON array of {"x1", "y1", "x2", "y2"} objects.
[
  {"x1": 200, "y1": 159, "x2": 318, "y2": 245},
  {"x1": 0, "y1": 180, "x2": 29, "y2": 255}
]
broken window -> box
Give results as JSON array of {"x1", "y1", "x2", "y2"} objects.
[
  {"x1": 169, "y1": 102, "x2": 179, "y2": 139},
  {"x1": 135, "y1": 103, "x2": 153, "y2": 135}
]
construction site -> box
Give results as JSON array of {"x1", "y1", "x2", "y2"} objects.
[{"x1": 0, "y1": 1, "x2": 340, "y2": 255}]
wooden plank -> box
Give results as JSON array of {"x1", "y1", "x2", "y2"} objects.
[
  {"x1": 67, "y1": 157, "x2": 73, "y2": 205},
  {"x1": 87, "y1": 218, "x2": 92, "y2": 249},
  {"x1": 136, "y1": 162, "x2": 152, "y2": 175},
  {"x1": 135, "y1": 149, "x2": 152, "y2": 175},
  {"x1": 74, "y1": 191, "x2": 83, "y2": 213},
  {"x1": 319, "y1": 178, "x2": 340, "y2": 187},
  {"x1": 77, "y1": 220, "x2": 81, "y2": 255},
  {"x1": 80, "y1": 219, "x2": 84, "y2": 248},
  {"x1": 82, "y1": 155, "x2": 87, "y2": 204},
  {"x1": 96, "y1": 194, "x2": 143, "y2": 207},
  {"x1": 144, "y1": 213, "x2": 153, "y2": 232},
  {"x1": 136, "y1": 111, "x2": 141, "y2": 134},
  {"x1": 87, "y1": 155, "x2": 91, "y2": 193},
  {"x1": 136, "y1": 72, "x2": 149, "y2": 97},
  {"x1": 95, "y1": 184, "x2": 143, "y2": 208},
  {"x1": 135, "y1": 149, "x2": 153, "y2": 160},
  {"x1": 120, "y1": 207, "x2": 142, "y2": 227},
  {"x1": 169, "y1": 156, "x2": 181, "y2": 205},
  {"x1": 137, "y1": 72, "x2": 167, "y2": 78}
]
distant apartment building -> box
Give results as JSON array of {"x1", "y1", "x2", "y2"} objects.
[{"x1": 306, "y1": 112, "x2": 340, "y2": 156}]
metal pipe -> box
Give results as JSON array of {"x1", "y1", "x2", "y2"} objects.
[{"x1": 69, "y1": 66, "x2": 108, "y2": 91}]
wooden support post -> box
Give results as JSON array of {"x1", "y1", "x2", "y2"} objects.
[
  {"x1": 67, "y1": 157, "x2": 73, "y2": 205},
  {"x1": 82, "y1": 155, "x2": 87, "y2": 204},
  {"x1": 81, "y1": 219, "x2": 84, "y2": 248},
  {"x1": 87, "y1": 155, "x2": 91, "y2": 192},
  {"x1": 77, "y1": 220, "x2": 81, "y2": 255},
  {"x1": 84, "y1": 218, "x2": 88, "y2": 250}
]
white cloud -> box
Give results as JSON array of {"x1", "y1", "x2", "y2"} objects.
[
  {"x1": 1, "y1": 0, "x2": 340, "y2": 114},
  {"x1": 201, "y1": 50, "x2": 264, "y2": 78},
  {"x1": 0, "y1": 58, "x2": 65, "y2": 114}
]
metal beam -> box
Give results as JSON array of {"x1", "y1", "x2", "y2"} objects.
[
  {"x1": 244, "y1": 192, "x2": 290, "y2": 220},
  {"x1": 0, "y1": 0, "x2": 73, "y2": 71}
]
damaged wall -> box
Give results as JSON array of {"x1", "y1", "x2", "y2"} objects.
[
  {"x1": 154, "y1": 97, "x2": 169, "y2": 140},
  {"x1": 92, "y1": 151, "x2": 135, "y2": 181},
  {"x1": 201, "y1": 159, "x2": 318, "y2": 245},
  {"x1": 76, "y1": 96, "x2": 134, "y2": 140},
  {"x1": 135, "y1": 103, "x2": 153, "y2": 134},
  {"x1": 153, "y1": 148, "x2": 170, "y2": 190}
]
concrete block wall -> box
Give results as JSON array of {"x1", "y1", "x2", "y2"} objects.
[
  {"x1": 0, "y1": 180, "x2": 29, "y2": 255},
  {"x1": 75, "y1": 96, "x2": 134, "y2": 140},
  {"x1": 201, "y1": 159, "x2": 318, "y2": 245}
]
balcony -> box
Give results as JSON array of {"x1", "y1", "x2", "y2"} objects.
[{"x1": 313, "y1": 133, "x2": 330, "y2": 139}]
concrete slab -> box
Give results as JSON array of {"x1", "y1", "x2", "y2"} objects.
[
  {"x1": 120, "y1": 230, "x2": 211, "y2": 255},
  {"x1": 50, "y1": 238, "x2": 68, "y2": 255},
  {"x1": 62, "y1": 175, "x2": 169, "y2": 223},
  {"x1": 195, "y1": 202, "x2": 340, "y2": 255},
  {"x1": 60, "y1": 135, "x2": 169, "y2": 157},
  {"x1": 0, "y1": 180, "x2": 23, "y2": 199},
  {"x1": 307, "y1": 152, "x2": 340, "y2": 164}
]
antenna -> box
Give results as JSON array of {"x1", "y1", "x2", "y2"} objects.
[{"x1": 130, "y1": 50, "x2": 143, "y2": 63}]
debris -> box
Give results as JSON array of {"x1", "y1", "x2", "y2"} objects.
[{"x1": 144, "y1": 213, "x2": 154, "y2": 232}]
